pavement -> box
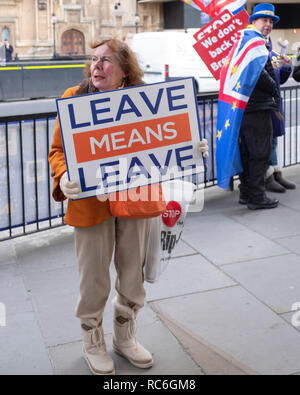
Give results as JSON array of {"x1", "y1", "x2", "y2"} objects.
[{"x1": 1, "y1": 164, "x2": 300, "y2": 375}]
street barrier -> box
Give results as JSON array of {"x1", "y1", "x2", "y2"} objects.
[
  {"x1": 0, "y1": 86, "x2": 299, "y2": 240},
  {"x1": 0, "y1": 60, "x2": 85, "y2": 100}
]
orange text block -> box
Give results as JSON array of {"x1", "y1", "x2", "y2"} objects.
[{"x1": 73, "y1": 113, "x2": 191, "y2": 163}]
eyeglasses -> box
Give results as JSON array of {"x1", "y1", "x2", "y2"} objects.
[{"x1": 90, "y1": 55, "x2": 114, "y2": 64}]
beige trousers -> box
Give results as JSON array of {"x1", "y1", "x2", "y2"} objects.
[{"x1": 74, "y1": 216, "x2": 150, "y2": 327}]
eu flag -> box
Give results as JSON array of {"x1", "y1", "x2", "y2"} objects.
[{"x1": 216, "y1": 26, "x2": 269, "y2": 189}]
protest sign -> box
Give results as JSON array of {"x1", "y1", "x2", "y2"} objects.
[
  {"x1": 56, "y1": 78, "x2": 204, "y2": 200},
  {"x1": 193, "y1": 8, "x2": 249, "y2": 80}
]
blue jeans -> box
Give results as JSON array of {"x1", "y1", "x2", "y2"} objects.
[{"x1": 270, "y1": 137, "x2": 278, "y2": 166}]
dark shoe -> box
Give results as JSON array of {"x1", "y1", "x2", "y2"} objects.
[
  {"x1": 274, "y1": 171, "x2": 296, "y2": 190},
  {"x1": 247, "y1": 197, "x2": 279, "y2": 210},
  {"x1": 239, "y1": 195, "x2": 248, "y2": 205},
  {"x1": 265, "y1": 174, "x2": 286, "y2": 193}
]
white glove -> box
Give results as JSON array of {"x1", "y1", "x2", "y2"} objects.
[
  {"x1": 199, "y1": 138, "x2": 209, "y2": 158},
  {"x1": 59, "y1": 172, "x2": 80, "y2": 199}
]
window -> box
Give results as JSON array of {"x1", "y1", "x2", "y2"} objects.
[{"x1": 1, "y1": 27, "x2": 10, "y2": 42}]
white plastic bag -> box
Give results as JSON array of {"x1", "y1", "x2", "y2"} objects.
[{"x1": 144, "y1": 179, "x2": 195, "y2": 283}]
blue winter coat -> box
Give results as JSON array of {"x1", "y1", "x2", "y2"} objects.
[{"x1": 268, "y1": 40, "x2": 292, "y2": 137}]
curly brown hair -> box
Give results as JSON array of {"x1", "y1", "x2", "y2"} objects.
[{"x1": 83, "y1": 38, "x2": 144, "y2": 87}]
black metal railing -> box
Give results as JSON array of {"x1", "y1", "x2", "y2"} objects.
[
  {"x1": 0, "y1": 112, "x2": 66, "y2": 240},
  {"x1": 0, "y1": 85, "x2": 299, "y2": 240},
  {"x1": 198, "y1": 91, "x2": 218, "y2": 187},
  {"x1": 281, "y1": 85, "x2": 300, "y2": 167}
]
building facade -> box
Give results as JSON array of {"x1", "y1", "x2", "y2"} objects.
[
  {"x1": 1, "y1": 0, "x2": 300, "y2": 60},
  {"x1": 0, "y1": 0, "x2": 163, "y2": 59}
]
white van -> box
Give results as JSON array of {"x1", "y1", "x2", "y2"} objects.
[{"x1": 130, "y1": 31, "x2": 219, "y2": 93}]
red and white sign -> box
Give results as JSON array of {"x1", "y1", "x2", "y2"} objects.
[
  {"x1": 162, "y1": 201, "x2": 182, "y2": 228},
  {"x1": 193, "y1": 9, "x2": 249, "y2": 80},
  {"x1": 56, "y1": 78, "x2": 204, "y2": 200}
]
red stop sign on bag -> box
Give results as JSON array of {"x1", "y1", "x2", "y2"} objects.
[{"x1": 162, "y1": 201, "x2": 182, "y2": 227}]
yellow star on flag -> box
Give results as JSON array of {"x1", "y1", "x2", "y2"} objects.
[
  {"x1": 231, "y1": 65, "x2": 238, "y2": 74},
  {"x1": 225, "y1": 119, "x2": 230, "y2": 130},
  {"x1": 217, "y1": 130, "x2": 222, "y2": 140},
  {"x1": 224, "y1": 58, "x2": 230, "y2": 68},
  {"x1": 236, "y1": 81, "x2": 241, "y2": 91},
  {"x1": 232, "y1": 102, "x2": 237, "y2": 110}
]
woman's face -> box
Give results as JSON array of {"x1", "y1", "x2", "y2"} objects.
[{"x1": 90, "y1": 44, "x2": 125, "y2": 91}]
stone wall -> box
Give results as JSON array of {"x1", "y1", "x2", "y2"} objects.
[{"x1": 0, "y1": 0, "x2": 162, "y2": 59}]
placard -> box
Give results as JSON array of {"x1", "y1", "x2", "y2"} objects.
[
  {"x1": 193, "y1": 9, "x2": 249, "y2": 80},
  {"x1": 56, "y1": 78, "x2": 204, "y2": 200}
]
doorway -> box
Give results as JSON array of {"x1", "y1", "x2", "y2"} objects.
[{"x1": 61, "y1": 29, "x2": 85, "y2": 57}]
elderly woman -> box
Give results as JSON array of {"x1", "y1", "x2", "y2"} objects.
[
  {"x1": 49, "y1": 38, "x2": 158, "y2": 375},
  {"x1": 49, "y1": 38, "x2": 208, "y2": 375}
]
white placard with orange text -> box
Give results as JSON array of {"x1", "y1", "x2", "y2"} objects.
[{"x1": 56, "y1": 78, "x2": 203, "y2": 200}]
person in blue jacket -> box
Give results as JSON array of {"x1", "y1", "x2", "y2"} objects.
[{"x1": 265, "y1": 37, "x2": 296, "y2": 192}]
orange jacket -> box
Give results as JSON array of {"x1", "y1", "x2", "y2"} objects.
[{"x1": 48, "y1": 86, "x2": 111, "y2": 227}]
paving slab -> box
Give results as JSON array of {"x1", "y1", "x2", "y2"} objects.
[
  {"x1": 200, "y1": 187, "x2": 241, "y2": 216},
  {"x1": 0, "y1": 239, "x2": 16, "y2": 266},
  {"x1": 231, "y1": 204, "x2": 300, "y2": 240},
  {"x1": 222, "y1": 254, "x2": 300, "y2": 314},
  {"x1": 49, "y1": 340, "x2": 93, "y2": 375},
  {"x1": 17, "y1": 238, "x2": 77, "y2": 274},
  {"x1": 171, "y1": 239, "x2": 198, "y2": 258},
  {"x1": 13, "y1": 226, "x2": 74, "y2": 257},
  {"x1": 150, "y1": 301, "x2": 258, "y2": 375},
  {"x1": 0, "y1": 264, "x2": 32, "y2": 315},
  {"x1": 275, "y1": 235, "x2": 300, "y2": 255},
  {"x1": 145, "y1": 254, "x2": 236, "y2": 301},
  {"x1": 281, "y1": 311, "x2": 300, "y2": 333},
  {"x1": 49, "y1": 320, "x2": 203, "y2": 375},
  {"x1": 21, "y1": 266, "x2": 81, "y2": 347},
  {"x1": 182, "y1": 213, "x2": 288, "y2": 265},
  {"x1": 153, "y1": 286, "x2": 300, "y2": 375},
  {"x1": 270, "y1": 187, "x2": 300, "y2": 213},
  {"x1": 0, "y1": 311, "x2": 53, "y2": 374}
]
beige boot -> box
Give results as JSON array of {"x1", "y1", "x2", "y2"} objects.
[
  {"x1": 112, "y1": 296, "x2": 153, "y2": 369},
  {"x1": 81, "y1": 322, "x2": 115, "y2": 375}
]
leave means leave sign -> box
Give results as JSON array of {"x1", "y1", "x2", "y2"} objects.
[{"x1": 56, "y1": 78, "x2": 204, "y2": 200}]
